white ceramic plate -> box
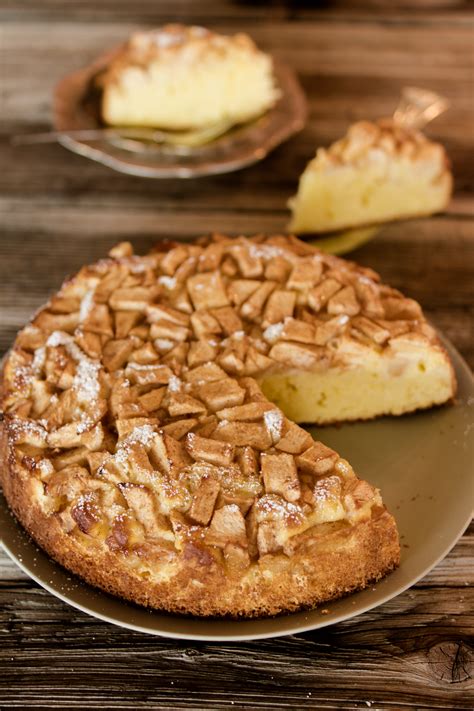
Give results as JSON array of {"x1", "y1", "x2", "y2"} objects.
[
  {"x1": 1, "y1": 336, "x2": 472, "y2": 641},
  {"x1": 53, "y1": 49, "x2": 307, "y2": 178}
]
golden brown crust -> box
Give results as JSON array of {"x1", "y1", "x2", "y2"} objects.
[
  {"x1": 99, "y1": 25, "x2": 262, "y2": 85},
  {"x1": 0, "y1": 419, "x2": 399, "y2": 617}
]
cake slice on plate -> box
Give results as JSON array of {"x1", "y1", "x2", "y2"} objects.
[
  {"x1": 100, "y1": 25, "x2": 280, "y2": 131},
  {"x1": 289, "y1": 119, "x2": 452, "y2": 234},
  {"x1": 0, "y1": 234, "x2": 456, "y2": 616}
]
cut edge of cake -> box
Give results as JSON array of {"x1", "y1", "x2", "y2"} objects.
[{"x1": 259, "y1": 332, "x2": 455, "y2": 424}]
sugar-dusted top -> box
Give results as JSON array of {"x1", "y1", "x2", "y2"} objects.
[{"x1": 2, "y1": 233, "x2": 433, "y2": 565}]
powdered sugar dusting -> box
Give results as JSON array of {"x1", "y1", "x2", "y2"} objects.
[
  {"x1": 155, "y1": 338, "x2": 174, "y2": 352},
  {"x1": 114, "y1": 425, "x2": 157, "y2": 467},
  {"x1": 264, "y1": 409, "x2": 283, "y2": 443},
  {"x1": 313, "y1": 475, "x2": 341, "y2": 503},
  {"x1": 151, "y1": 28, "x2": 187, "y2": 48},
  {"x1": 76, "y1": 416, "x2": 94, "y2": 434},
  {"x1": 8, "y1": 417, "x2": 47, "y2": 445},
  {"x1": 263, "y1": 322, "x2": 284, "y2": 344},
  {"x1": 79, "y1": 289, "x2": 95, "y2": 323},
  {"x1": 126, "y1": 424, "x2": 156, "y2": 447},
  {"x1": 46, "y1": 331, "x2": 70, "y2": 348},
  {"x1": 74, "y1": 359, "x2": 100, "y2": 403},
  {"x1": 256, "y1": 495, "x2": 303, "y2": 522},
  {"x1": 158, "y1": 275, "x2": 177, "y2": 290},
  {"x1": 127, "y1": 362, "x2": 163, "y2": 370},
  {"x1": 168, "y1": 374, "x2": 182, "y2": 392},
  {"x1": 37, "y1": 458, "x2": 54, "y2": 477},
  {"x1": 31, "y1": 346, "x2": 46, "y2": 373},
  {"x1": 249, "y1": 244, "x2": 288, "y2": 260},
  {"x1": 114, "y1": 446, "x2": 129, "y2": 467},
  {"x1": 358, "y1": 275, "x2": 375, "y2": 286},
  {"x1": 47, "y1": 331, "x2": 101, "y2": 403}
]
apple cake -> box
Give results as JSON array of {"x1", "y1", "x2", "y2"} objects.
[
  {"x1": 100, "y1": 25, "x2": 280, "y2": 131},
  {"x1": 289, "y1": 119, "x2": 452, "y2": 234},
  {"x1": 0, "y1": 234, "x2": 455, "y2": 617}
]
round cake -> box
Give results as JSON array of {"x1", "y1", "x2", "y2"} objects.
[{"x1": 1, "y1": 234, "x2": 455, "y2": 616}]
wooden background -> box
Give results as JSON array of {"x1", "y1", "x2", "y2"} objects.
[{"x1": 0, "y1": 1, "x2": 473, "y2": 708}]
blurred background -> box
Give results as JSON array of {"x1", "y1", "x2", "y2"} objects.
[{"x1": 1, "y1": 1, "x2": 472, "y2": 369}]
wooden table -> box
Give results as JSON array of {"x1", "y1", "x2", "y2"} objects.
[{"x1": 0, "y1": 2, "x2": 473, "y2": 708}]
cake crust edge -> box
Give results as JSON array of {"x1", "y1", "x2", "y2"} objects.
[{"x1": 0, "y1": 414, "x2": 400, "y2": 618}]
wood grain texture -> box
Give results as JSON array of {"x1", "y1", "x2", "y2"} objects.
[
  {"x1": 0, "y1": 1, "x2": 472, "y2": 708},
  {"x1": 0, "y1": 544, "x2": 473, "y2": 710}
]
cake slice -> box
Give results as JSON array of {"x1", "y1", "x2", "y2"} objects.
[
  {"x1": 289, "y1": 119, "x2": 452, "y2": 234},
  {"x1": 1, "y1": 234, "x2": 456, "y2": 617},
  {"x1": 100, "y1": 25, "x2": 280, "y2": 131}
]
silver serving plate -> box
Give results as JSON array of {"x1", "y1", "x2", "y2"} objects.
[{"x1": 52, "y1": 47, "x2": 308, "y2": 178}]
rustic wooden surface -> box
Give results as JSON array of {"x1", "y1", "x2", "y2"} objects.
[{"x1": 0, "y1": 1, "x2": 473, "y2": 709}]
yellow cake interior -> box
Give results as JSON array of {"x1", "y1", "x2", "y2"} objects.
[
  {"x1": 289, "y1": 120, "x2": 452, "y2": 234},
  {"x1": 101, "y1": 25, "x2": 280, "y2": 130},
  {"x1": 260, "y1": 347, "x2": 454, "y2": 424}
]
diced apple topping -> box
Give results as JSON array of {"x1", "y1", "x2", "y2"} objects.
[
  {"x1": 185, "y1": 432, "x2": 235, "y2": 467},
  {"x1": 187, "y1": 272, "x2": 229, "y2": 310},
  {"x1": 297, "y1": 442, "x2": 338, "y2": 476},
  {"x1": 207, "y1": 505, "x2": 248, "y2": 548},
  {"x1": 308, "y1": 278, "x2": 342, "y2": 312},
  {"x1": 261, "y1": 452, "x2": 301, "y2": 502},
  {"x1": 5, "y1": 233, "x2": 425, "y2": 568},
  {"x1": 189, "y1": 476, "x2": 221, "y2": 525},
  {"x1": 198, "y1": 379, "x2": 246, "y2": 411}
]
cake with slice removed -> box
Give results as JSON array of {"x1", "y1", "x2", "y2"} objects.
[
  {"x1": 0, "y1": 234, "x2": 456, "y2": 616},
  {"x1": 289, "y1": 119, "x2": 452, "y2": 234}
]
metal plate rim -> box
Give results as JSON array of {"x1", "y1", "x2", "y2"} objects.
[{"x1": 52, "y1": 52, "x2": 308, "y2": 179}]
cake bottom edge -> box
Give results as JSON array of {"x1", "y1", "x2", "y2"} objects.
[{"x1": 2, "y1": 472, "x2": 400, "y2": 619}]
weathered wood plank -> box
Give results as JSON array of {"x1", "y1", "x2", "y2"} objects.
[
  {"x1": 1, "y1": 528, "x2": 472, "y2": 709},
  {"x1": 0, "y1": 625, "x2": 472, "y2": 708},
  {"x1": 0, "y1": 574, "x2": 472, "y2": 710},
  {"x1": 0, "y1": 137, "x2": 472, "y2": 215},
  {"x1": 1, "y1": 0, "x2": 473, "y2": 24}
]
